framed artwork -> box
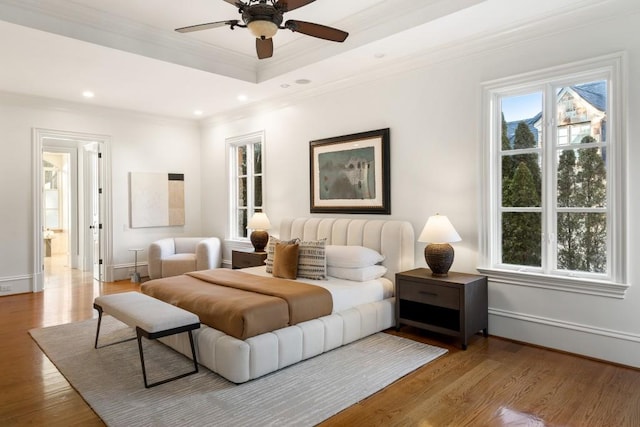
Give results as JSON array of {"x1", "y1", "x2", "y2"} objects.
[{"x1": 310, "y1": 128, "x2": 390, "y2": 214}]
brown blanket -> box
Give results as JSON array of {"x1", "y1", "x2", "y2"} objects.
[{"x1": 140, "y1": 269, "x2": 332, "y2": 340}]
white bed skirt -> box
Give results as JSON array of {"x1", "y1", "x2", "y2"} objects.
[{"x1": 161, "y1": 298, "x2": 395, "y2": 383}]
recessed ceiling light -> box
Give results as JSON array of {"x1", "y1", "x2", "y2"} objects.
[
  {"x1": 374, "y1": 53, "x2": 386, "y2": 59},
  {"x1": 295, "y1": 79, "x2": 311, "y2": 85},
  {"x1": 193, "y1": 110, "x2": 203, "y2": 116},
  {"x1": 82, "y1": 90, "x2": 95, "y2": 98},
  {"x1": 237, "y1": 94, "x2": 248, "y2": 102},
  {"x1": 280, "y1": 83, "x2": 290, "y2": 88}
]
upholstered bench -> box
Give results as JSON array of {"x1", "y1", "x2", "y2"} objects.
[{"x1": 93, "y1": 292, "x2": 201, "y2": 388}]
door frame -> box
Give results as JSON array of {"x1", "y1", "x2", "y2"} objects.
[{"x1": 32, "y1": 128, "x2": 112, "y2": 291}]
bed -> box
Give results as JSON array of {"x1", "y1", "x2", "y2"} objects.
[{"x1": 142, "y1": 217, "x2": 414, "y2": 383}]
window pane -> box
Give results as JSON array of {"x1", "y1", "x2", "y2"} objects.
[
  {"x1": 502, "y1": 154, "x2": 542, "y2": 208},
  {"x1": 557, "y1": 147, "x2": 606, "y2": 208},
  {"x1": 237, "y1": 146, "x2": 247, "y2": 176},
  {"x1": 500, "y1": 92, "x2": 542, "y2": 151},
  {"x1": 502, "y1": 212, "x2": 541, "y2": 267},
  {"x1": 237, "y1": 209, "x2": 247, "y2": 238},
  {"x1": 237, "y1": 177, "x2": 247, "y2": 207},
  {"x1": 254, "y1": 143, "x2": 262, "y2": 174},
  {"x1": 557, "y1": 81, "x2": 607, "y2": 144},
  {"x1": 557, "y1": 212, "x2": 606, "y2": 273},
  {"x1": 254, "y1": 175, "x2": 262, "y2": 207}
]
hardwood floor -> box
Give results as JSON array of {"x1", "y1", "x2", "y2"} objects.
[{"x1": 1, "y1": 258, "x2": 638, "y2": 426}]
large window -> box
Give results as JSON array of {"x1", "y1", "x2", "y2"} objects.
[
  {"x1": 480, "y1": 54, "x2": 627, "y2": 298},
  {"x1": 228, "y1": 131, "x2": 264, "y2": 241}
]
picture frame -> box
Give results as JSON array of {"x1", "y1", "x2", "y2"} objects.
[{"x1": 310, "y1": 128, "x2": 390, "y2": 214}]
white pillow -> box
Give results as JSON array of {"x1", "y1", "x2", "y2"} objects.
[
  {"x1": 325, "y1": 245, "x2": 385, "y2": 268},
  {"x1": 327, "y1": 265, "x2": 387, "y2": 282}
]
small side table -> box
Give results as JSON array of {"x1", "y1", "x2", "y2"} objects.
[
  {"x1": 232, "y1": 250, "x2": 267, "y2": 269},
  {"x1": 129, "y1": 248, "x2": 144, "y2": 283},
  {"x1": 44, "y1": 238, "x2": 53, "y2": 257},
  {"x1": 395, "y1": 268, "x2": 488, "y2": 349}
]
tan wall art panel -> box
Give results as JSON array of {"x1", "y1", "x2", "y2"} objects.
[{"x1": 130, "y1": 172, "x2": 185, "y2": 228}]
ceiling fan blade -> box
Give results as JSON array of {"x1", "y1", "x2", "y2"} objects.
[
  {"x1": 175, "y1": 20, "x2": 238, "y2": 33},
  {"x1": 275, "y1": 0, "x2": 316, "y2": 12},
  {"x1": 221, "y1": 0, "x2": 245, "y2": 7},
  {"x1": 256, "y1": 38, "x2": 273, "y2": 59},
  {"x1": 284, "y1": 20, "x2": 348, "y2": 42}
]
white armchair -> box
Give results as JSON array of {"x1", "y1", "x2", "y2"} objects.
[{"x1": 148, "y1": 237, "x2": 221, "y2": 279}]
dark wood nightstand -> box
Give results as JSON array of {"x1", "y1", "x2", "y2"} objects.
[
  {"x1": 395, "y1": 268, "x2": 488, "y2": 350},
  {"x1": 231, "y1": 250, "x2": 267, "y2": 269}
]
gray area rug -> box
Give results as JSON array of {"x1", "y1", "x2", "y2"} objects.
[{"x1": 30, "y1": 316, "x2": 447, "y2": 427}]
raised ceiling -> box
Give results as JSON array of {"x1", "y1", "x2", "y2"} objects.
[{"x1": 0, "y1": 0, "x2": 632, "y2": 119}]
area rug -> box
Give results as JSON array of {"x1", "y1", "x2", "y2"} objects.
[{"x1": 30, "y1": 316, "x2": 447, "y2": 427}]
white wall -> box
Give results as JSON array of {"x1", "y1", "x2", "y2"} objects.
[
  {"x1": 200, "y1": 12, "x2": 640, "y2": 367},
  {"x1": 0, "y1": 94, "x2": 202, "y2": 292}
]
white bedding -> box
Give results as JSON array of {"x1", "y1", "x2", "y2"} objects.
[
  {"x1": 242, "y1": 266, "x2": 393, "y2": 313},
  {"x1": 241, "y1": 265, "x2": 394, "y2": 313}
]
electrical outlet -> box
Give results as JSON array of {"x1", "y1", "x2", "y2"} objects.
[{"x1": 0, "y1": 285, "x2": 12, "y2": 292}]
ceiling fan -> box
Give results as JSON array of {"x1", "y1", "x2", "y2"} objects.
[{"x1": 175, "y1": 0, "x2": 349, "y2": 59}]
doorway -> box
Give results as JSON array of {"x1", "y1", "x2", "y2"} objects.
[{"x1": 33, "y1": 129, "x2": 111, "y2": 292}]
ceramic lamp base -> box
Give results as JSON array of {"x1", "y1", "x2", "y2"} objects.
[
  {"x1": 425, "y1": 243, "x2": 454, "y2": 277},
  {"x1": 250, "y1": 230, "x2": 269, "y2": 252}
]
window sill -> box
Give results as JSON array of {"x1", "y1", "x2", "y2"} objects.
[{"x1": 476, "y1": 267, "x2": 629, "y2": 299}]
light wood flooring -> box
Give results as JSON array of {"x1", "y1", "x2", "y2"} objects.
[{"x1": 1, "y1": 258, "x2": 639, "y2": 426}]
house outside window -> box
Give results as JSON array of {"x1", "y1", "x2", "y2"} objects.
[
  {"x1": 480, "y1": 54, "x2": 628, "y2": 298},
  {"x1": 227, "y1": 131, "x2": 264, "y2": 241}
]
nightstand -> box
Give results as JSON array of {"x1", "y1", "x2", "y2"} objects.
[
  {"x1": 395, "y1": 268, "x2": 488, "y2": 350},
  {"x1": 231, "y1": 250, "x2": 267, "y2": 269}
]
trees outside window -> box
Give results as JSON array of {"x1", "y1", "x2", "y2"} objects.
[
  {"x1": 481, "y1": 54, "x2": 626, "y2": 295},
  {"x1": 227, "y1": 132, "x2": 264, "y2": 241}
]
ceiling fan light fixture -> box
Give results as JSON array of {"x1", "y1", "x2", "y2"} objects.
[{"x1": 247, "y1": 20, "x2": 278, "y2": 39}]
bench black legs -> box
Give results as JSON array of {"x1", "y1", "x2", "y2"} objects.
[
  {"x1": 93, "y1": 302, "x2": 200, "y2": 388},
  {"x1": 136, "y1": 325, "x2": 200, "y2": 388}
]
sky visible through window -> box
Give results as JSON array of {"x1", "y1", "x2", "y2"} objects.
[{"x1": 501, "y1": 92, "x2": 542, "y2": 122}]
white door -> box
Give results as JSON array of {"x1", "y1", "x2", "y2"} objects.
[{"x1": 85, "y1": 145, "x2": 103, "y2": 282}]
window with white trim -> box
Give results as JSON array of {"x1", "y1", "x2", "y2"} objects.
[
  {"x1": 480, "y1": 54, "x2": 628, "y2": 298},
  {"x1": 228, "y1": 131, "x2": 264, "y2": 241}
]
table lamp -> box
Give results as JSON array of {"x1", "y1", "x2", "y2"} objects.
[
  {"x1": 418, "y1": 214, "x2": 461, "y2": 277},
  {"x1": 247, "y1": 212, "x2": 271, "y2": 252}
]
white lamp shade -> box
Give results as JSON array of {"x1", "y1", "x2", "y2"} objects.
[
  {"x1": 418, "y1": 215, "x2": 461, "y2": 243},
  {"x1": 247, "y1": 212, "x2": 271, "y2": 230},
  {"x1": 247, "y1": 20, "x2": 279, "y2": 39}
]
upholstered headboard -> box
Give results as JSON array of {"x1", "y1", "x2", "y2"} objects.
[{"x1": 279, "y1": 217, "x2": 414, "y2": 284}]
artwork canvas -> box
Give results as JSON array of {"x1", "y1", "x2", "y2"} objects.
[
  {"x1": 130, "y1": 172, "x2": 185, "y2": 227},
  {"x1": 310, "y1": 128, "x2": 390, "y2": 214}
]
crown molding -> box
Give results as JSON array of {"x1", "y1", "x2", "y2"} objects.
[{"x1": 0, "y1": 0, "x2": 257, "y2": 82}]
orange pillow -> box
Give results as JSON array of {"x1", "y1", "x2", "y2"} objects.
[{"x1": 272, "y1": 242, "x2": 299, "y2": 279}]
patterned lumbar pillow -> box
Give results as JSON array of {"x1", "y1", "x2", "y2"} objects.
[
  {"x1": 296, "y1": 238, "x2": 327, "y2": 280},
  {"x1": 272, "y1": 242, "x2": 299, "y2": 280},
  {"x1": 265, "y1": 236, "x2": 299, "y2": 274}
]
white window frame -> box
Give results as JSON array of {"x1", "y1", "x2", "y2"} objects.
[
  {"x1": 227, "y1": 131, "x2": 265, "y2": 242},
  {"x1": 479, "y1": 53, "x2": 628, "y2": 298}
]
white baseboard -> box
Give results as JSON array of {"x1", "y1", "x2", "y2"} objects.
[
  {"x1": 109, "y1": 262, "x2": 148, "y2": 282},
  {"x1": 0, "y1": 274, "x2": 33, "y2": 295},
  {"x1": 489, "y1": 307, "x2": 640, "y2": 368}
]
